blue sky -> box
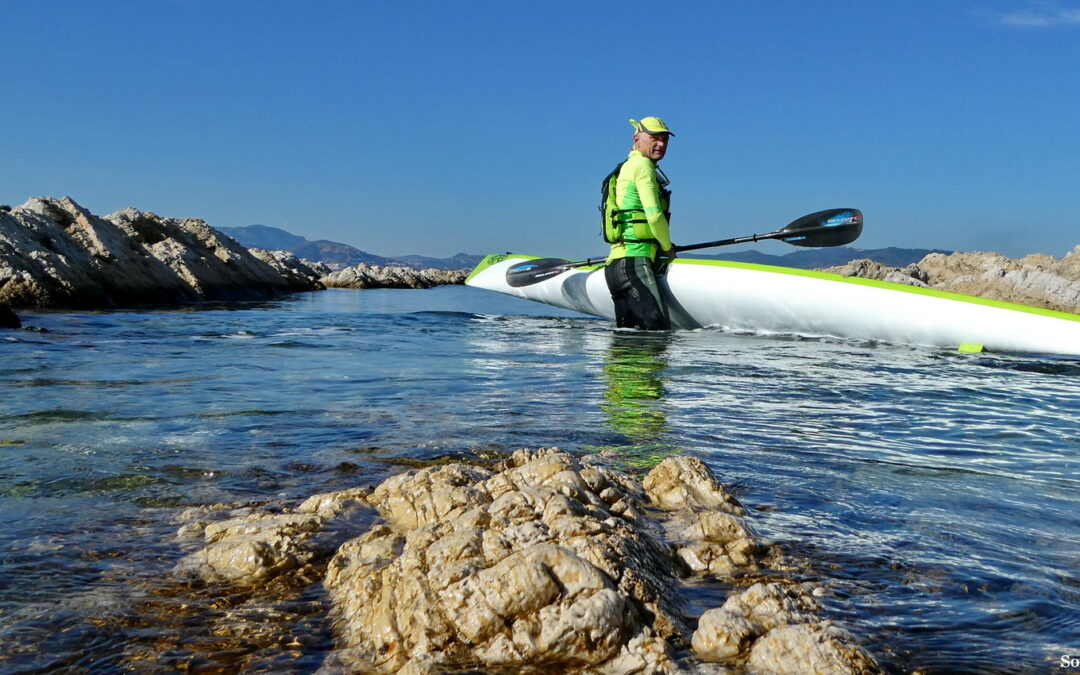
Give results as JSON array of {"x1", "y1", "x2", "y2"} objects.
[{"x1": 3, "y1": 0, "x2": 1079, "y2": 259}]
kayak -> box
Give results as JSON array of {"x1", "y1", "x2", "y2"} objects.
[{"x1": 465, "y1": 253, "x2": 1080, "y2": 357}]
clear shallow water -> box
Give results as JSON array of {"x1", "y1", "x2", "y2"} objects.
[{"x1": 1, "y1": 286, "x2": 1078, "y2": 673}]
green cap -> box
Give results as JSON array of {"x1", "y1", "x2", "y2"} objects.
[{"x1": 629, "y1": 116, "x2": 675, "y2": 136}]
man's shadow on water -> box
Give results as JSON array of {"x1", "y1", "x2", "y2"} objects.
[{"x1": 599, "y1": 330, "x2": 680, "y2": 467}]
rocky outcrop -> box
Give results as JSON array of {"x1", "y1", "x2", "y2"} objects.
[
  {"x1": 0, "y1": 197, "x2": 325, "y2": 309},
  {"x1": 747, "y1": 621, "x2": 879, "y2": 675},
  {"x1": 321, "y1": 263, "x2": 468, "y2": 290},
  {"x1": 249, "y1": 248, "x2": 331, "y2": 289},
  {"x1": 322, "y1": 451, "x2": 684, "y2": 674},
  {"x1": 691, "y1": 582, "x2": 878, "y2": 673},
  {"x1": 824, "y1": 247, "x2": 1080, "y2": 314},
  {"x1": 172, "y1": 450, "x2": 878, "y2": 674}
]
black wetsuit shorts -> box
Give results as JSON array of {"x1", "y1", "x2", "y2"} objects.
[{"x1": 604, "y1": 256, "x2": 671, "y2": 330}]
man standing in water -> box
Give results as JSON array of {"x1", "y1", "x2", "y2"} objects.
[{"x1": 603, "y1": 116, "x2": 676, "y2": 330}]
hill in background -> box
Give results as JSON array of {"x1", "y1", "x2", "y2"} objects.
[
  {"x1": 698, "y1": 246, "x2": 951, "y2": 269},
  {"x1": 219, "y1": 225, "x2": 484, "y2": 271},
  {"x1": 222, "y1": 224, "x2": 306, "y2": 251},
  {"x1": 219, "y1": 224, "x2": 949, "y2": 271}
]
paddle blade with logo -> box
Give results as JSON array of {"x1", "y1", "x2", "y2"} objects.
[{"x1": 778, "y1": 208, "x2": 863, "y2": 248}]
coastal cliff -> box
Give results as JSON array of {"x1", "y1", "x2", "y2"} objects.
[{"x1": 0, "y1": 197, "x2": 468, "y2": 312}]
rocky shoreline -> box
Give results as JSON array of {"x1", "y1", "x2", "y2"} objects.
[
  {"x1": 0, "y1": 197, "x2": 468, "y2": 316},
  {"x1": 4, "y1": 196, "x2": 1078, "y2": 326},
  {"x1": 322, "y1": 263, "x2": 467, "y2": 290},
  {"x1": 824, "y1": 248, "x2": 1080, "y2": 314},
  {"x1": 166, "y1": 448, "x2": 879, "y2": 674}
]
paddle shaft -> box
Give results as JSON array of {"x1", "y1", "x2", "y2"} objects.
[
  {"x1": 512, "y1": 225, "x2": 812, "y2": 281},
  {"x1": 673, "y1": 222, "x2": 846, "y2": 253},
  {"x1": 510, "y1": 223, "x2": 847, "y2": 282},
  {"x1": 574, "y1": 222, "x2": 850, "y2": 265}
]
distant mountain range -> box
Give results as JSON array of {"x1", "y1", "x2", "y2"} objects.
[
  {"x1": 218, "y1": 225, "x2": 485, "y2": 271},
  {"x1": 219, "y1": 224, "x2": 949, "y2": 271},
  {"x1": 697, "y1": 246, "x2": 951, "y2": 269}
]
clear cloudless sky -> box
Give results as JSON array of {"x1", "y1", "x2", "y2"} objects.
[{"x1": 3, "y1": 0, "x2": 1079, "y2": 259}]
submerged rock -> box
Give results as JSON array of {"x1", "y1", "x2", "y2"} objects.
[
  {"x1": 692, "y1": 583, "x2": 878, "y2": 673},
  {"x1": 643, "y1": 456, "x2": 763, "y2": 579},
  {"x1": 824, "y1": 247, "x2": 1080, "y2": 314},
  {"x1": 174, "y1": 512, "x2": 330, "y2": 585},
  {"x1": 173, "y1": 487, "x2": 372, "y2": 585},
  {"x1": 321, "y1": 262, "x2": 467, "y2": 290}
]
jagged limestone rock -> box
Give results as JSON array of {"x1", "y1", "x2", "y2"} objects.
[
  {"x1": 675, "y1": 510, "x2": 762, "y2": 576},
  {"x1": 747, "y1": 622, "x2": 880, "y2": 675},
  {"x1": 320, "y1": 262, "x2": 467, "y2": 290},
  {"x1": 323, "y1": 449, "x2": 684, "y2": 674},
  {"x1": 168, "y1": 451, "x2": 878, "y2": 673},
  {"x1": 0, "y1": 196, "x2": 322, "y2": 308},
  {"x1": 643, "y1": 455, "x2": 746, "y2": 516},
  {"x1": 719, "y1": 582, "x2": 821, "y2": 631},
  {"x1": 824, "y1": 247, "x2": 1080, "y2": 314},
  {"x1": 297, "y1": 486, "x2": 372, "y2": 518},
  {"x1": 692, "y1": 583, "x2": 879, "y2": 674},
  {"x1": 692, "y1": 608, "x2": 760, "y2": 661},
  {"x1": 249, "y1": 248, "x2": 329, "y2": 290}
]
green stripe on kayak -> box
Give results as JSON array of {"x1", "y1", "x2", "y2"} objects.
[
  {"x1": 676, "y1": 258, "x2": 1080, "y2": 323},
  {"x1": 466, "y1": 255, "x2": 509, "y2": 284},
  {"x1": 465, "y1": 254, "x2": 532, "y2": 284}
]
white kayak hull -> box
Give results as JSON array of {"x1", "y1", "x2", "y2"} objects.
[{"x1": 465, "y1": 254, "x2": 1080, "y2": 356}]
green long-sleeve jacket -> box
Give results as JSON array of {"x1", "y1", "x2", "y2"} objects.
[{"x1": 607, "y1": 149, "x2": 672, "y2": 262}]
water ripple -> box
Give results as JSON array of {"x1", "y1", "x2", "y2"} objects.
[{"x1": 1, "y1": 288, "x2": 1078, "y2": 672}]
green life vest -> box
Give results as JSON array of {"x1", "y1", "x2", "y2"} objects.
[{"x1": 599, "y1": 161, "x2": 671, "y2": 244}]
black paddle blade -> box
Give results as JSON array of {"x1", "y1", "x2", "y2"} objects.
[
  {"x1": 506, "y1": 258, "x2": 577, "y2": 287},
  {"x1": 779, "y1": 208, "x2": 863, "y2": 247}
]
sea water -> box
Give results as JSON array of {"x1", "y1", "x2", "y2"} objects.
[{"x1": 1, "y1": 286, "x2": 1077, "y2": 673}]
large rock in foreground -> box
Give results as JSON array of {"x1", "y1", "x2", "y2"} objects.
[
  {"x1": 824, "y1": 247, "x2": 1080, "y2": 314},
  {"x1": 173, "y1": 450, "x2": 879, "y2": 674},
  {"x1": 321, "y1": 263, "x2": 467, "y2": 289},
  {"x1": 321, "y1": 451, "x2": 685, "y2": 673},
  {"x1": 0, "y1": 197, "x2": 325, "y2": 309}
]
